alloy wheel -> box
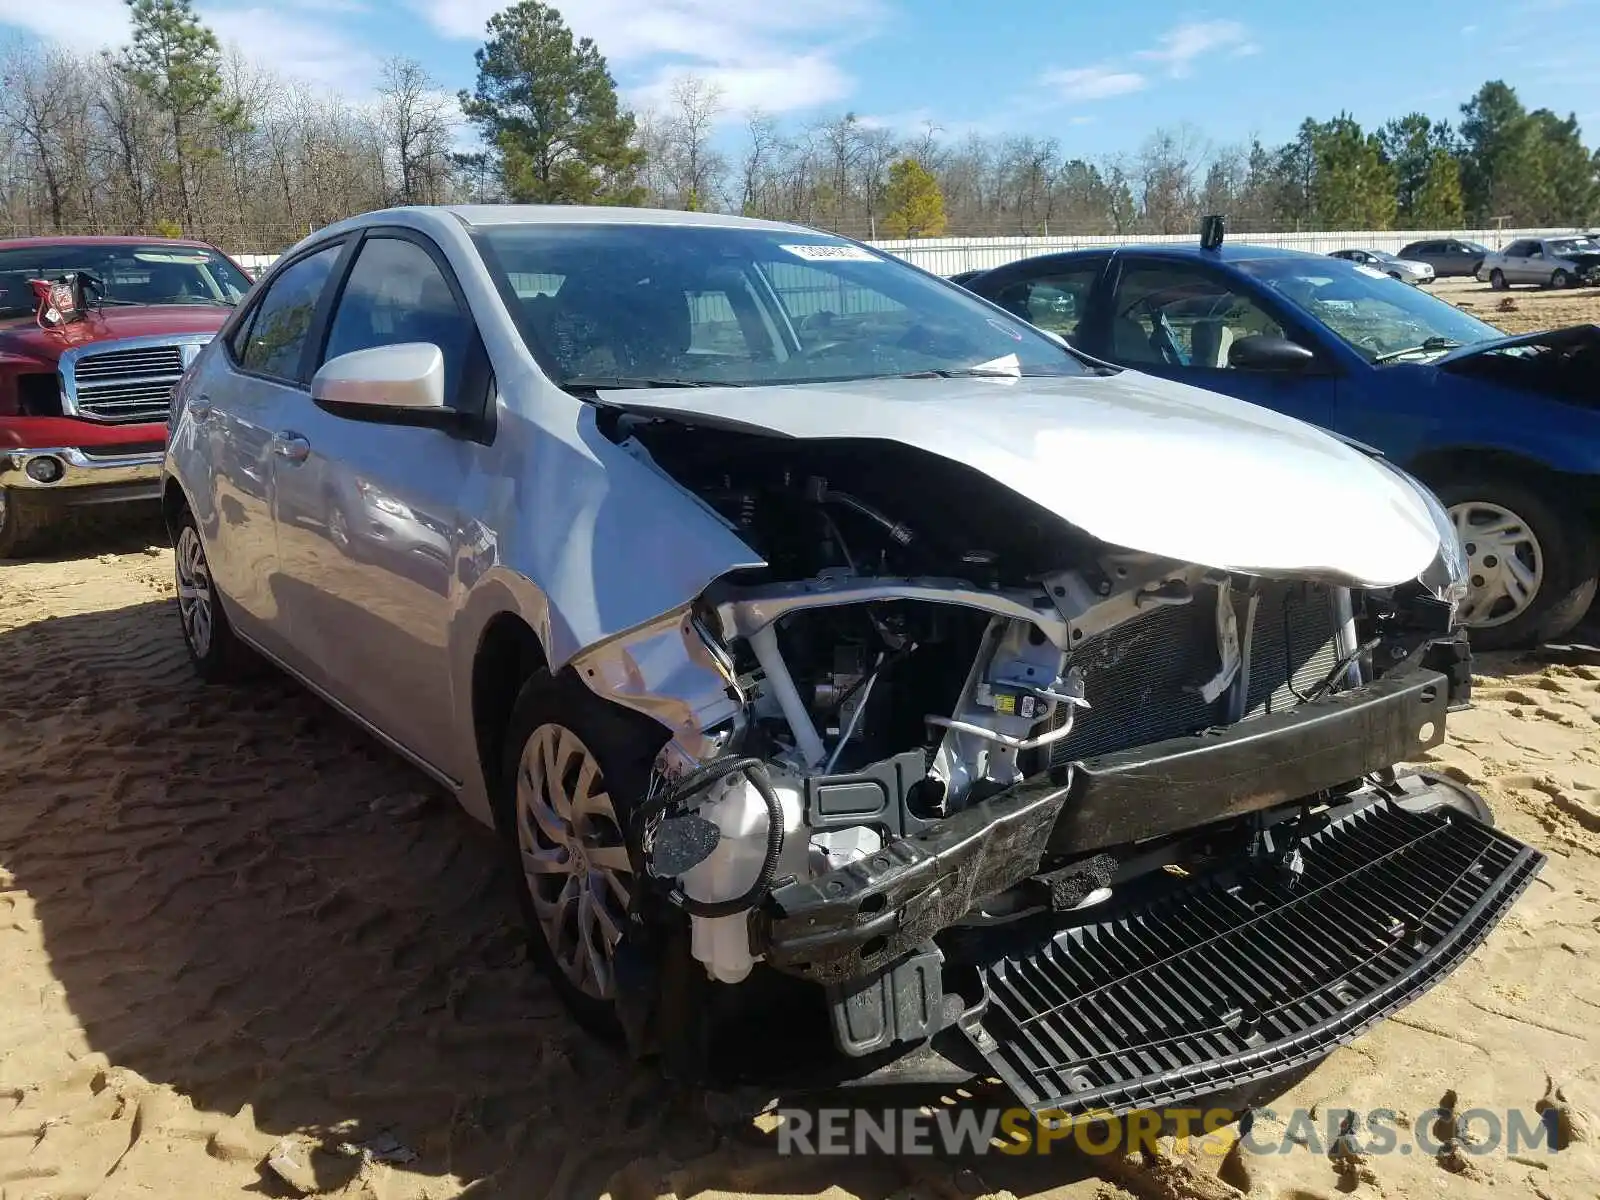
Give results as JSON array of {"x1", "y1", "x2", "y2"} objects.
[
  {"x1": 514, "y1": 723, "x2": 634, "y2": 1000},
  {"x1": 175, "y1": 525, "x2": 215, "y2": 657},
  {"x1": 1450, "y1": 501, "x2": 1544, "y2": 628}
]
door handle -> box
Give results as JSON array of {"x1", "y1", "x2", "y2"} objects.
[
  {"x1": 272, "y1": 432, "x2": 311, "y2": 463},
  {"x1": 188, "y1": 396, "x2": 213, "y2": 421}
]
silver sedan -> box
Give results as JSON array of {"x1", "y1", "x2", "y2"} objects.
[{"x1": 1328, "y1": 248, "x2": 1435, "y2": 285}]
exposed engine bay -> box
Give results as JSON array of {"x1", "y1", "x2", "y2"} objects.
[{"x1": 576, "y1": 412, "x2": 1470, "y2": 992}]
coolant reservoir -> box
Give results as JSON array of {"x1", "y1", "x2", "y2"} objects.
[{"x1": 679, "y1": 770, "x2": 807, "y2": 984}]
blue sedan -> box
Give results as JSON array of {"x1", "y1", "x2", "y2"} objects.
[{"x1": 957, "y1": 243, "x2": 1600, "y2": 649}]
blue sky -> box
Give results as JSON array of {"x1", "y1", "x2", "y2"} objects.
[{"x1": 1, "y1": 0, "x2": 1596, "y2": 155}]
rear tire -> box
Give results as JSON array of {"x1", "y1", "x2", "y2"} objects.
[
  {"x1": 1489, "y1": 269, "x2": 1508, "y2": 291},
  {"x1": 0, "y1": 489, "x2": 48, "y2": 559},
  {"x1": 172, "y1": 507, "x2": 253, "y2": 682},
  {"x1": 492, "y1": 671, "x2": 670, "y2": 1041},
  {"x1": 1432, "y1": 477, "x2": 1597, "y2": 651}
]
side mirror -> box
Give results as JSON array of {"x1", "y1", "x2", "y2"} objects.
[
  {"x1": 312, "y1": 343, "x2": 455, "y2": 425},
  {"x1": 1229, "y1": 334, "x2": 1317, "y2": 372}
]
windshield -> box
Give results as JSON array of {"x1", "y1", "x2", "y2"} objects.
[
  {"x1": 1237, "y1": 256, "x2": 1502, "y2": 364},
  {"x1": 474, "y1": 223, "x2": 1087, "y2": 389},
  {"x1": 0, "y1": 243, "x2": 250, "y2": 317}
]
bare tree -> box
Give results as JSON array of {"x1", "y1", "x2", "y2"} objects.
[
  {"x1": 378, "y1": 57, "x2": 454, "y2": 206},
  {"x1": 657, "y1": 76, "x2": 726, "y2": 210}
]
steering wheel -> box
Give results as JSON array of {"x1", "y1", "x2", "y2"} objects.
[{"x1": 796, "y1": 310, "x2": 852, "y2": 357}]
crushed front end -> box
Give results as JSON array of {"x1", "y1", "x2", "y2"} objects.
[{"x1": 575, "y1": 417, "x2": 1541, "y2": 1111}]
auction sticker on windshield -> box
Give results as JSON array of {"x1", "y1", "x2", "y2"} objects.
[
  {"x1": 1353, "y1": 264, "x2": 1389, "y2": 280},
  {"x1": 782, "y1": 244, "x2": 880, "y2": 262}
]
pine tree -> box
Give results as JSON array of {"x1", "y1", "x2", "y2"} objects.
[
  {"x1": 116, "y1": 0, "x2": 238, "y2": 232},
  {"x1": 460, "y1": 1, "x2": 643, "y2": 205},
  {"x1": 882, "y1": 157, "x2": 946, "y2": 238},
  {"x1": 1412, "y1": 149, "x2": 1465, "y2": 226}
]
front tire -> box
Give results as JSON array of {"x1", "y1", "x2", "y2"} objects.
[
  {"x1": 1551, "y1": 269, "x2": 1572, "y2": 290},
  {"x1": 1433, "y1": 477, "x2": 1598, "y2": 651},
  {"x1": 493, "y1": 672, "x2": 669, "y2": 1040},
  {"x1": 0, "y1": 489, "x2": 48, "y2": 559},
  {"x1": 173, "y1": 508, "x2": 252, "y2": 681},
  {"x1": 1489, "y1": 269, "x2": 1508, "y2": 291}
]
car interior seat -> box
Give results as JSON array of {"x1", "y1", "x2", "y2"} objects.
[
  {"x1": 1189, "y1": 319, "x2": 1235, "y2": 369},
  {"x1": 1112, "y1": 316, "x2": 1161, "y2": 364}
]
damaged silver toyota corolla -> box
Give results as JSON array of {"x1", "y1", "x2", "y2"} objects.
[{"x1": 163, "y1": 206, "x2": 1544, "y2": 1116}]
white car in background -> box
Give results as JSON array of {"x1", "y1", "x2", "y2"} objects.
[{"x1": 1328, "y1": 248, "x2": 1434, "y2": 285}]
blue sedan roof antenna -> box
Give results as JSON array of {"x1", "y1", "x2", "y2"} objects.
[{"x1": 1200, "y1": 214, "x2": 1226, "y2": 251}]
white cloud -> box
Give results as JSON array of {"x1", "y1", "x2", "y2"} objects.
[
  {"x1": 207, "y1": 7, "x2": 382, "y2": 93},
  {"x1": 1136, "y1": 19, "x2": 1257, "y2": 77},
  {"x1": 0, "y1": 0, "x2": 128, "y2": 53},
  {"x1": 626, "y1": 56, "x2": 852, "y2": 117},
  {"x1": 1039, "y1": 65, "x2": 1148, "y2": 101},
  {"x1": 0, "y1": 0, "x2": 380, "y2": 95},
  {"x1": 420, "y1": 0, "x2": 882, "y2": 116}
]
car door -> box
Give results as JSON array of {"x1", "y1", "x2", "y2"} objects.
[
  {"x1": 1101, "y1": 256, "x2": 1338, "y2": 429},
  {"x1": 195, "y1": 239, "x2": 347, "y2": 656},
  {"x1": 269, "y1": 229, "x2": 492, "y2": 784}
]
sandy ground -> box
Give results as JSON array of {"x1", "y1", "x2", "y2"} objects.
[
  {"x1": 1432, "y1": 274, "x2": 1600, "y2": 335},
  {"x1": 3, "y1": 280, "x2": 1600, "y2": 1199}
]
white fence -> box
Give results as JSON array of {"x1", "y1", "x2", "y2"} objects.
[
  {"x1": 229, "y1": 227, "x2": 1591, "y2": 280},
  {"x1": 870, "y1": 228, "x2": 1592, "y2": 276}
]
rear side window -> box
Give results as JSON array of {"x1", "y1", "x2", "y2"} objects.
[
  {"x1": 239, "y1": 245, "x2": 342, "y2": 381},
  {"x1": 322, "y1": 237, "x2": 474, "y2": 403}
]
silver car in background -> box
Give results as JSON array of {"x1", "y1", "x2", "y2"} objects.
[
  {"x1": 1328, "y1": 248, "x2": 1434, "y2": 285},
  {"x1": 1478, "y1": 236, "x2": 1600, "y2": 290},
  {"x1": 159, "y1": 204, "x2": 1532, "y2": 1115}
]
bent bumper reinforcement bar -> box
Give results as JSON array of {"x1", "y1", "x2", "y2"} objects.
[{"x1": 760, "y1": 667, "x2": 1451, "y2": 985}]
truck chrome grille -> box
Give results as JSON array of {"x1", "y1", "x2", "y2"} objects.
[
  {"x1": 66, "y1": 342, "x2": 196, "y2": 424},
  {"x1": 1047, "y1": 582, "x2": 1340, "y2": 768}
]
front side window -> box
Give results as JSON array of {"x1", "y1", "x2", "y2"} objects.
[
  {"x1": 239, "y1": 244, "x2": 342, "y2": 381},
  {"x1": 1239, "y1": 256, "x2": 1501, "y2": 363},
  {"x1": 322, "y1": 237, "x2": 474, "y2": 402},
  {"x1": 474, "y1": 224, "x2": 1086, "y2": 389},
  {"x1": 1109, "y1": 264, "x2": 1288, "y2": 369}
]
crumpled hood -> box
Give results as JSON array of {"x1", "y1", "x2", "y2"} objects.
[
  {"x1": 601, "y1": 370, "x2": 1444, "y2": 588},
  {"x1": 1435, "y1": 323, "x2": 1600, "y2": 366}
]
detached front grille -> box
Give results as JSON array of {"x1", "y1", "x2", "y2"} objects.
[
  {"x1": 1048, "y1": 582, "x2": 1340, "y2": 768},
  {"x1": 66, "y1": 342, "x2": 191, "y2": 424},
  {"x1": 964, "y1": 798, "x2": 1544, "y2": 1115}
]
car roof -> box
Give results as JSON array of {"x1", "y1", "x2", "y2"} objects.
[
  {"x1": 442, "y1": 203, "x2": 811, "y2": 234},
  {"x1": 0, "y1": 234, "x2": 219, "y2": 251},
  {"x1": 981, "y1": 243, "x2": 1330, "y2": 270}
]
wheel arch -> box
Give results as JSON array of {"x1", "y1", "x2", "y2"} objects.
[
  {"x1": 161, "y1": 475, "x2": 192, "y2": 537},
  {"x1": 1404, "y1": 447, "x2": 1600, "y2": 519},
  {"x1": 468, "y1": 609, "x2": 551, "y2": 822}
]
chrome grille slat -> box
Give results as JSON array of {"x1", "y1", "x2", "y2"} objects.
[{"x1": 65, "y1": 338, "x2": 204, "y2": 424}]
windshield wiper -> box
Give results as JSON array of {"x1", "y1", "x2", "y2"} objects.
[
  {"x1": 1373, "y1": 336, "x2": 1463, "y2": 363},
  {"x1": 563, "y1": 376, "x2": 735, "y2": 391}
]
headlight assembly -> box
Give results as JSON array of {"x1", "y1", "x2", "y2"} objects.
[{"x1": 1376, "y1": 458, "x2": 1468, "y2": 622}]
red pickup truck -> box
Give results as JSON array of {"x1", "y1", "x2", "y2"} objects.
[{"x1": 0, "y1": 236, "x2": 253, "y2": 557}]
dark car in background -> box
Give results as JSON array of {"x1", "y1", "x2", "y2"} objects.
[
  {"x1": 957, "y1": 242, "x2": 1600, "y2": 649},
  {"x1": 1395, "y1": 238, "x2": 1491, "y2": 278}
]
